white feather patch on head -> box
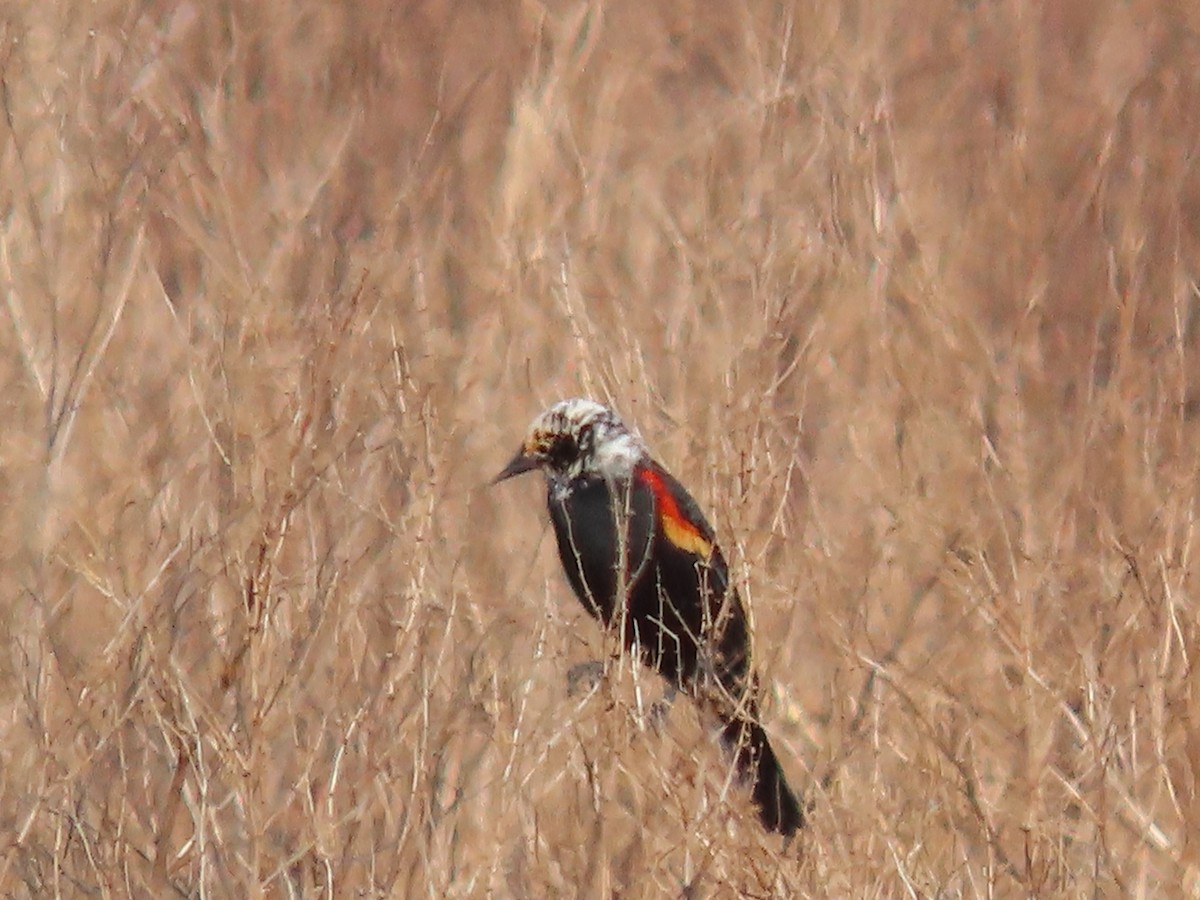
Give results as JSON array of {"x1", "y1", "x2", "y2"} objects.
[{"x1": 527, "y1": 398, "x2": 648, "y2": 481}]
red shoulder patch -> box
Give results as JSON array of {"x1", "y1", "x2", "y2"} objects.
[{"x1": 636, "y1": 465, "x2": 714, "y2": 559}]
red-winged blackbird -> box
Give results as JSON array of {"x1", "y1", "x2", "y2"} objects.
[{"x1": 494, "y1": 398, "x2": 803, "y2": 836}]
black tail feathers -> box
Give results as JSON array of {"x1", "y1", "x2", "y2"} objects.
[{"x1": 720, "y1": 716, "x2": 804, "y2": 836}]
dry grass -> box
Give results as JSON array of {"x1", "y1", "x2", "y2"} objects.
[{"x1": 2, "y1": 0, "x2": 1199, "y2": 896}]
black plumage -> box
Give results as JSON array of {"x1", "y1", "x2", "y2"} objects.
[{"x1": 496, "y1": 399, "x2": 803, "y2": 836}]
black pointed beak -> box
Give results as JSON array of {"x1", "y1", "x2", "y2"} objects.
[{"x1": 492, "y1": 448, "x2": 541, "y2": 484}]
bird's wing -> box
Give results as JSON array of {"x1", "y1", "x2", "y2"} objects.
[{"x1": 633, "y1": 461, "x2": 717, "y2": 560}]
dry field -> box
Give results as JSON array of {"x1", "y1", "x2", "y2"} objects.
[{"x1": 2, "y1": 1, "x2": 1199, "y2": 896}]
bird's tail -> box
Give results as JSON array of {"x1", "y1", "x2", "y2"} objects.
[{"x1": 719, "y1": 714, "x2": 804, "y2": 836}]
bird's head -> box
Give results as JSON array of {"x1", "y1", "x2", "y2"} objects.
[{"x1": 494, "y1": 398, "x2": 648, "y2": 487}]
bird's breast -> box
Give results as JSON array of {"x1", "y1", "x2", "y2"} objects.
[{"x1": 546, "y1": 475, "x2": 655, "y2": 623}]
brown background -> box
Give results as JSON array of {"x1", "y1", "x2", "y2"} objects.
[{"x1": 2, "y1": 0, "x2": 1199, "y2": 895}]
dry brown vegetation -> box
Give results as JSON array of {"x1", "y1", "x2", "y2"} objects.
[{"x1": 2, "y1": 0, "x2": 1199, "y2": 896}]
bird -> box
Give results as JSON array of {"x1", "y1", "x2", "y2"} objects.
[{"x1": 493, "y1": 398, "x2": 803, "y2": 836}]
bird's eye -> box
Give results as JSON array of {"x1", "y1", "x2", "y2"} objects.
[{"x1": 547, "y1": 434, "x2": 578, "y2": 466}]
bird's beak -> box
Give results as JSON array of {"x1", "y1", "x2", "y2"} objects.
[{"x1": 492, "y1": 447, "x2": 541, "y2": 484}]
